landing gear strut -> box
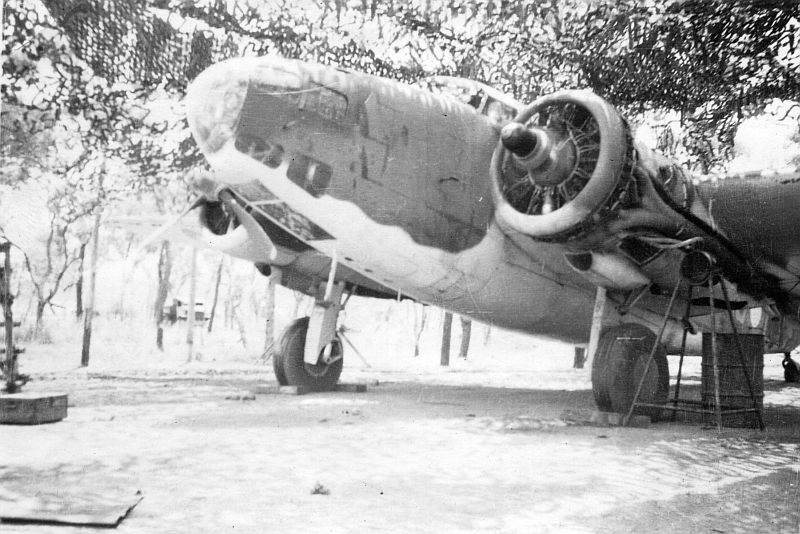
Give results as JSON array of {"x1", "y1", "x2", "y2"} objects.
[
  {"x1": 273, "y1": 316, "x2": 343, "y2": 391},
  {"x1": 273, "y1": 280, "x2": 346, "y2": 391}
]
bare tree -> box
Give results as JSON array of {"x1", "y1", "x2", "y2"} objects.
[
  {"x1": 412, "y1": 303, "x2": 428, "y2": 358},
  {"x1": 262, "y1": 276, "x2": 276, "y2": 359},
  {"x1": 458, "y1": 317, "x2": 471, "y2": 359},
  {"x1": 206, "y1": 256, "x2": 224, "y2": 333},
  {"x1": 441, "y1": 311, "x2": 453, "y2": 366},
  {"x1": 154, "y1": 240, "x2": 172, "y2": 350},
  {"x1": 186, "y1": 247, "x2": 198, "y2": 362},
  {"x1": 80, "y1": 209, "x2": 102, "y2": 367},
  {"x1": 75, "y1": 242, "x2": 86, "y2": 319}
]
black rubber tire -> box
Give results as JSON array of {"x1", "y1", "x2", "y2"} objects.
[
  {"x1": 272, "y1": 346, "x2": 288, "y2": 386},
  {"x1": 591, "y1": 323, "x2": 669, "y2": 421},
  {"x1": 591, "y1": 328, "x2": 618, "y2": 411},
  {"x1": 277, "y1": 317, "x2": 343, "y2": 392}
]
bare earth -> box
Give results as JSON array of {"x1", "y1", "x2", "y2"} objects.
[{"x1": 2, "y1": 360, "x2": 800, "y2": 534}]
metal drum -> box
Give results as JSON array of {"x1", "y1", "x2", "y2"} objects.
[{"x1": 701, "y1": 333, "x2": 764, "y2": 426}]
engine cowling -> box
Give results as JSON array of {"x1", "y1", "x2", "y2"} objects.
[
  {"x1": 490, "y1": 90, "x2": 776, "y2": 303},
  {"x1": 490, "y1": 90, "x2": 638, "y2": 242}
]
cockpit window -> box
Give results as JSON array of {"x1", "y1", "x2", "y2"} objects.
[
  {"x1": 425, "y1": 77, "x2": 485, "y2": 110},
  {"x1": 423, "y1": 76, "x2": 520, "y2": 125},
  {"x1": 251, "y1": 66, "x2": 303, "y2": 106},
  {"x1": 250, "y1": 65, "x2": 348, "y2": 122},
  {"x1": 484, "y1": 97, "x2": 517, "y2": 125},
  {"x1": 304, "y1": 84, "x2": 348, "y2": 122}
]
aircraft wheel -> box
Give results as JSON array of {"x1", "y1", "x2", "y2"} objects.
[
  {"x1": 590, "y1": 329, "x2": 617, "y2": 411},
  {"x1": 591, "y1": 323, "x2": 668, "y2": 420},
  {"x1": 276, "y1": 317, "x2": 343, "y2": 392},
  {"x1": 272, "y1": 345, "x2": 288, "y2": 386}
]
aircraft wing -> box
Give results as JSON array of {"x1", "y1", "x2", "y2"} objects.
[{"x1": 697, "y1": 171, "x2": 800, "y2": 297}]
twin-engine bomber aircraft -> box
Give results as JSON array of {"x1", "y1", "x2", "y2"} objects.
[{"x1": 179, "y1": 55, "x2": 800, "y2": 416}]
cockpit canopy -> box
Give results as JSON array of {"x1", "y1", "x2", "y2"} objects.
[{"x1": 423, "y1": 76, "x2": 522, "y2": 127}]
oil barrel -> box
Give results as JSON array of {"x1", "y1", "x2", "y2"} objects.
[{"x1": 701, "y1": 333, "x2": 764, "y2": 426}]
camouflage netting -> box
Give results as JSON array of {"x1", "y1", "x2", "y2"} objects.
[
  {"x1": 37, "y1": 0, "x2": 252, "y2": 89},
  {"x1": 4, "y1": 0, "x2": 799, "y2": 174},
  {"x1": 29, "y1": 0, "x2": 422, "y2": 91}
]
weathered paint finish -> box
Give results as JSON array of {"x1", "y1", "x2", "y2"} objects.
[
  {"x1": 233, "y1": 59, "x2": 497, "y2": 254},
  {"x1": 188, "y1": 57, "x2": 606, "y2": 341},
  {"x1": 187, "y1": 57, "x2": 800, "y2": 350},
  {"x1": 697, "y1": 170, "x2": 800, "y2": 278}
]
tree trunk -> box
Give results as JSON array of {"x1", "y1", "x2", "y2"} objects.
[
  {"x1": 75, "y1": 242, "x2": 86, "y2": 319},
  {"x1": 154, "y1": 240, "x2": 172, "y2": 351},
  {"x1": 413, "y1": 304, "x2": 427, "y2": 357},
  {"x1": 81, "y1": 210, "x2": 102, "y2": 367},
  {"x1": 263, "y1": 276, "x2": 275, "y2": 359},
  {"x1": 440, "y1": 311, "x2": 453, "y2": 366},
  {"x1": 224, "y1": 261, "x2": 233, "y2": 328},
  {"x1": 35, "y1": 299, "x2": 46, "y2": 333},
  {"x1": 2, "y1": 242, "x2": 18, "y2": 392},
  {"x1": 458, "y1": 317, "x2": 471, "y2": 359},
  {"x1": 186, "y1": 247, "x2": 197, "y2": 363},
  {"x1": 207, "y1": 256, "x2": 224, "y2": 333}
]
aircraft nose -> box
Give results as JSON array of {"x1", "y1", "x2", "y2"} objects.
[{"x1": 186, "y1": 59, "x2": 251, "y2": 155}]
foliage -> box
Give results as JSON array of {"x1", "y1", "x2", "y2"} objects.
[{"x1": 393, "y1": 0, "x2": 800, "y2": 171}]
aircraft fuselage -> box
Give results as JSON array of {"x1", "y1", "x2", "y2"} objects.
[
  {"x1": 186, "y1": 57, "x2": 617, "y2": 342},
  {"x1": 186, "y1": 56, "x2": 800, "y2": 352}
]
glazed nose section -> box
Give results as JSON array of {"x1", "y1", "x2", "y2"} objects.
[
  {"x1": 186, "y1": 57, "x2": 308, "y2": 160},
  {"x1": 186, "y1": 59, "x2": 251, "y2": 155}
]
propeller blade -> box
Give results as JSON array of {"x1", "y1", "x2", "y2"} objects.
[{"x1": 133, "y1": 197, "x2": 205, "y2": 254}]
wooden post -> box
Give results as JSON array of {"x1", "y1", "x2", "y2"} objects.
[
  {"x1": 584, "y1": 286, "x2": 607, "y2": 371},
  {"x1": 458, "y1": 316, "x2": 471, "y2": 359},
  {"x1": 81, "y1": 210, "x2": 102, "y2": 367},
  {"x1": 186, "y1": 247, "x2": 198, "y2": 363},
  {"x1": 440, "y1": 311, "x2": 453, "y2": 366}
]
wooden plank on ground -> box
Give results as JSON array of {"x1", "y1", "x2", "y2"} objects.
[
  {"x1": 0, "y1": 491, "x2": 142, "y2": 527},
  {"x1": 334, "y1": 383, "x2": 367, "y2": 393}
]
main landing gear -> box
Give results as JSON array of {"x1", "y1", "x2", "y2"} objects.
[
  {"x1": 273, "y1": 281, "x2": 346, "y2": 392},
  {"x1": 591, "y1": 323, "x2": 669, "y2": 420}
]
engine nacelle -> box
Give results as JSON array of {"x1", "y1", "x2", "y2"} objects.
[
  {"x1": 192, "y1": 190, "x2": 295, "y2": 266},
  {"x1": 491, "y1": 90, "x2": 772, "y2": 299},
  {"x1": 491, "y1": 90, "x2": 640, "y2": 243}
]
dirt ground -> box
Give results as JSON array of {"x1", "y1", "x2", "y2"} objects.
[{"x1": 2, "y1": 360, "x2": 800, "y2": 534}]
